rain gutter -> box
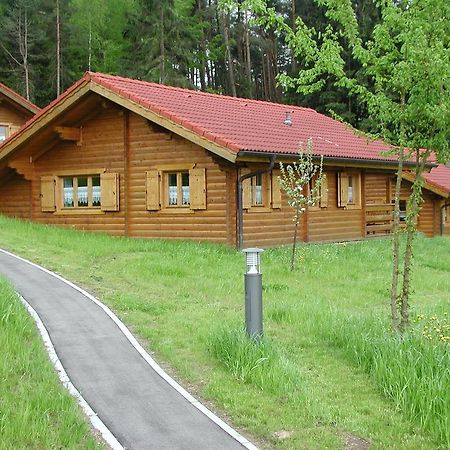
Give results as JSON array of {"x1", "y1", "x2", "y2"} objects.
[{"x1": 237, "y1": 151, "x2": 437, "y2": 169}]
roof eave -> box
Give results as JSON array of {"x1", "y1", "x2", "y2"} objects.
[
  {"x1": 0, "y1": 87, "x2": 40, "y2": 114},
  {"x1": 236, "y1": 150, "x2": 434, "y2": 169},
  {"x1": 402, "y1": 172, "x2": 450, "y2": 198}
]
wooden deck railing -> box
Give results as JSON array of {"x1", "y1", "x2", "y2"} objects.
[{"x1": 365, "y1": 203, "x2": 394, "y2": 236}]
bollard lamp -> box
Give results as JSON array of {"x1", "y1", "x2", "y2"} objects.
[
  {"x1": 242, "y1": 248, "x2": 264, "y2": 339},
  {"x1": 243, "y1": 247, "x2": 263, "y2": 274}
]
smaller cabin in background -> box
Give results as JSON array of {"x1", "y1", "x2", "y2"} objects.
[
  {"x1": 0, "y1": 83, "x2": 40, "y2": 142},
  {"x1": 0, "y1": 73, "x2": 448, "y2": 247},
  {"x1": 422, "y1": 165, "x2": 450, "y2": 236}
]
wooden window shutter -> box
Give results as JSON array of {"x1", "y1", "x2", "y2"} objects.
[
  {"x1": 241, "y1": 169, "x2": 251, "y2": 209},
  {"x1": 100, "y1": 173, "x2": 119, "y2": 211},
  {"x1": 271, "y1": 170, "x2": 282, "y2": 209},
  {"x1": 338, "y1": 172, "x2": 348, "y2": 207},
  {"x1": 145, "y1": 170, "x2": 160, "y2": 210},
  {"x1": 320, "y1": 175, "x2": 328, "y2": 208},
  {"x1": 40, "y1": 176, "x2": 56, "y2": 212},
  {"x1": 189, "y1": 168, "x2": 206, "y2": 210}
]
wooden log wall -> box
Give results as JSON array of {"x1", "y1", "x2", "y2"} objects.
[
  {"x1": 0, "y1": 102, "x2": 25, "y2": 127},
  {"x1": 0, "y1": 171, "x2": 31, "y2": 219},
  {"x1": 400, "y1": 181, "x2": 440, "y2": 237},
  {"x1": 417, "y1": 190, "x2": 438, "y2": 237},
  {"x1": 365, "y1": 173, "x2": 391, "y2": 204},
  {"x1": 32, "y1": 106, "x2": 126, "y2": 235},
  {"x1": 242, "y1": 170, "x2": 364, "y2": 248},
  {"x1": 307, "y1": 171, "x2": 363, "y2": 242},
  {"x1": 443, "y1": 204, "x2": 450, "y2": 236},
  {"x1": 126, "y1": 114, "x2": 230, "y2": 243},
  {"x1": 241, "y1": 191, "x2": 292, "y2": 248}
]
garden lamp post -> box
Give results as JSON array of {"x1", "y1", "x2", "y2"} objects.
[{"x1": 242, "y1": 248, "x2": 264, "y2": 339}]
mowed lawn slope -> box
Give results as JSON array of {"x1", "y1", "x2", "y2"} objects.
[
  {"x1": 0, "y1": 215, "x2": 448, "y2": 450},
  {"x1": 0, "y1": 277, "x2": 104, "y2": 449}
]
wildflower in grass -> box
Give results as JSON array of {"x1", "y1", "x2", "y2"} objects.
[{"x1": 412, "y1": 312, "x2": 450, "y2": 345}]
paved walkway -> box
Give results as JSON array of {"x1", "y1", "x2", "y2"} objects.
[{"x1": 0, "y1": 249, "x2": 255, "y2": 450}]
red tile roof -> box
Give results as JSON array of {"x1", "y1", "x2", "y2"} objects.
[
  {"x1": 0, "y1": 72, "x2": 434, "y2": 169},
  {"x1": 0, "y1": 82, "x2": 40, "y2": 114},
  {"x1": 87, "y1": 72, "x2": 396, "y2": 162},
  {"x1": 423, "y1": 165, "x2": 450, "y2": 196}
]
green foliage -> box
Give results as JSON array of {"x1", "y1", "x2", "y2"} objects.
[
  {"x1": 1, "y1": 216, "x2": 449, "y2": 448},
  {"x1": 321, "y1": 311, "x2": 450, "y2": 444},
  {"x1": 0, "y1": 0, "x2": 392, "y2": 123},
  {"x1": 68, "y1": 0, "x2": 136, "y2": 75},
  {"x1": 252, "y1": 0, "x2": 450, "y2": 161},
  {"x1": 207, "y1": 327, "x2": 300, "y2": 396}
]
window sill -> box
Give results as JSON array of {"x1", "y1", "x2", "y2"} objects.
[
  {"x1": 158, "y1": 208, "x2": 195, "y2": 215},
  {"x1": 54, "y1": 209, "x2": 105, "y2": 216},
  {"x1": 343, "y1": 205, "x2": 362, "y2": 210},
  {"x1": 245, "y1": 207, "x2": 273, "y2": 213}
]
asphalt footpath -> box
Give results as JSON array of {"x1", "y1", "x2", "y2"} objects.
[{"x1": 0, "y1": 249, "x2": 254, "y2": 450}]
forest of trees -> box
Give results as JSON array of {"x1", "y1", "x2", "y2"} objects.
[{"x1": 0, "y1": 0, "x2": 381, "y2": 130}]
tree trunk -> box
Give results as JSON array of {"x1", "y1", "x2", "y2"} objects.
[
  {"x1": 88, "y1": 22, "x2": 92, "y2": 71},
  {"x1": 222, "y1": 11, "x2": 236, "y2": 97},
  {"x1": 56, "y1": 0, "x2": 61, "y2": 96},
  {"x1": 19, "y1": 8, "x2": 30, "y2": 100},
  {"x1": 390, "y1": 147, "x2": 403, "y2": 331},
  {"x1": 197, "y1": 0, "x2": 207, "y2": 91},
  {"x1": 399, "y1": 152, "x2": 426, "y2": 332},
  {"x1": 159, "y1": 5, "x2": 165, "y2": 84},
  {"x1": 290, "y1": 207, "x2": 301, "y2": 271},
  {"x1": 244, "y1": 11, "x2": 252, "y2": 87},
  {"x1": 291, "y1": 0, "x2": 297, "y2": 74}
]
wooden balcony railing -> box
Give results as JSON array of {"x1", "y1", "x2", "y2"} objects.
[{"x1": 365, "y1": 203, "x2": 394, "y2": 237}]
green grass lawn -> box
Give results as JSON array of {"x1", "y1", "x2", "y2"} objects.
[
  {"x1": 0, "y1": 277, "x2": 104, "y2": 449},
  {"x1": 0, "y1": 215, "x2": 448, "y2": 449}
]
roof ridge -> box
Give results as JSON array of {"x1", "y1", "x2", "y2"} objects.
[{"x1": 87, "y1": 72, "x2": 315, "y2": 112}]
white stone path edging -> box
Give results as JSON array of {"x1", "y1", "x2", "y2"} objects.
[
  {"x1": 18, "y1": 293, "x2": 124, "y2": 450},
  {"x1": 1, "y1": 248, "x2": 259, "y2": 450}
]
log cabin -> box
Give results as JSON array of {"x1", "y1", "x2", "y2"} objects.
[
  {"x1": 0, "y1": 72, "x2": 448, "y2": 248},
  {"x1": 0, "y1": 82, "x2": 40, "y2": 142},
  {"x1": 422, "y1": 165, "x2": 450, "y2": 236}
]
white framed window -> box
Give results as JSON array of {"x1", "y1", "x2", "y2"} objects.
[
  {"x1": 40, "y1": 171, "x2": 118, "y2": 213},
  {"x1": 166, "y1": 172, "x2": 190, "y2": 207},
  {"x1": 251, "y1": 174, "x2": 264, "y2": 206},
  {"x1": 145, "y1": 166, "x2": 206, "y2": 212},
  {"x1": 0, "y1": 125, "x2": 8, "y2": 141},
  {"x1": 62, "y1": 175, "x2": 101, "y2": 209}
]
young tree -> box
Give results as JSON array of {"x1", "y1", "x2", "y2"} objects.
[
  {"x1": 278, "y1": 139, "x2": 325, "y2": 271},
  {"x1": 239, "y1": 0, "x2": 450, "y2": 332}
]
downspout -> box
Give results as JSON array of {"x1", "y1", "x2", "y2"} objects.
[
  {"x1": 237, "y1": 154, "x2": 277, "y2": 250},
  {"x1": 440, "y1": 202, "x2": 450, "y2": 236}
]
